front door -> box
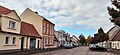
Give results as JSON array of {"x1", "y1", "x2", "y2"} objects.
[
  {"x1": 38, "y1": 40, "x2": 40, "y2": 48},
  {"x1": 21, "y1": 37, "x2": 24, "y2": 50},
  {"x1": 30, "y1": 38, "x2": 36, "y2": 49}
]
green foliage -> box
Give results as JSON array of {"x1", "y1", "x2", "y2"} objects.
[
  {"x1": 98, "y1": 27, "x2": 109, "y2": 42},
  {"x1": 79, "y1": 34, "x2": 86, "y2": 46},
  {"x1": 91, "y1": 27, "x2": 109, "y2": 44},
  {"x1": 86, "y1": 35, "x2": 92, "y2": 45}
]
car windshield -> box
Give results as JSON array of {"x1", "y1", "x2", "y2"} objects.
[{"x1": 90, "y1": 44, "x2": 96, "y2": 48}]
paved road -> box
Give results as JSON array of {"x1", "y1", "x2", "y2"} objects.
[{"x1": 32, "y1": 46, "x2": 116, "y2": 55}]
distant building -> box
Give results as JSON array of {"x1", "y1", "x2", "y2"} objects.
[
  {"x1": 54, "y1": 35, "x2": 59, "y2": 48},
  {"x1": 58, "y1": 30, "x2": 67, "y2": 46},
  {"x1": 54, "y1": 31, "x2": 63, "y2": 47},
  {"x1": 70, "y1": 35, "x2": 79, "y2": 47},
  {"x1": 54, "y1": 30, "x2": 71, "y2": 47}
]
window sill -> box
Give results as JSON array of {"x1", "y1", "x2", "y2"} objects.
[
  {"x1": 4, "y1": 44, "x2": 17, "y2": 46},
  {"x1": 7, "y1": 27, "x2": 16, "y2": 30}
]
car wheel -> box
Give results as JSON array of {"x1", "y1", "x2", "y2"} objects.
[
  {"x1": 107, "y1": 49, "x2": 110, "y2": 51},
  {"x1": 92, "y1": 49, "x2": 95, "y2": 51},
  {"x1": 104, "y1": 49, "x2": 107, "y2": 51}
]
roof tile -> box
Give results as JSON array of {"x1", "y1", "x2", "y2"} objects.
[
  {"x1": 0, "y1": 5, "x2": 12, "y2": 14},
  {"x1": 21, "y1": 22, "x2": 41, "y2": 38}
]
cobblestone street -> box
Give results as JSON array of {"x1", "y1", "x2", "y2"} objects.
[{"x1": 32, "y1": 46, "x2": 116, "y2": 55}]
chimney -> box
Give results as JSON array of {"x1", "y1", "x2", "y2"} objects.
[{"x1": 35, "y1": 11, "x2": 38, "y2": 14}]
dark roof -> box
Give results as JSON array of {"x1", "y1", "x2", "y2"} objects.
[
  {"x1": 20, "y1": 22, "x2": 41, "y2": 38},
  {"x1": 73, "y1": 35, "x2": 79, "y2": 41},
  {"x1": 70, "y1": 37, "x2": 74, "y2": 42},
  {"x1": 112, "y1": 30, "x2": 120, "y2": 41},
  {"x1": 107, "y1": 26, "x2": 117, "y2": 34},
  {"x1": 0, "y1": 5, "x2": 12, "y2": 14},
  {"x1": 43, "y1": 17, "x2": 55, "y2": 26}
]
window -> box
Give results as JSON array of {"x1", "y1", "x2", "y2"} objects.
[
  {"x1": 43, "y1": 26, "x2": 45, "y2": 33},
  {"x1": 48, "y1": 37, "x2": 50, "y2": 44},
  {"x1": 45, "y1": 27, "x2": 47, "y2": 33},
  {"x1": 5, "y1": 37, "x2": 9, "y2": 44},
  {"x1": 51, "y1": 38, "x2": 53, "y2": 44},
  {"x1": 45, "y1": 38, "x2": 47, "y2": 44},
  {"x1": 9, "y1": 21, "x2": 16, "y2": 29},
  {"x1": 113, "y1": 43, "x2": 114, "y2": 47},
  {"x1": 12, "y1": 37, "x2": 16, "y2": 44}
]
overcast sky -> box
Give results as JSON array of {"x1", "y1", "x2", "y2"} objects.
[{"x1": 0, "y1": 0, "x2": 114, "y2": 37}]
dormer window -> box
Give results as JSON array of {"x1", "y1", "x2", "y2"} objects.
[{"x1": 9, "y1": 21, "x2": 16, "y2": 29}]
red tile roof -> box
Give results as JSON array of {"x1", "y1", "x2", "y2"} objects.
[
  {"x1": 0, "y1": 5, "x2": 12, "y2": 14},
  {"x1": 21, "y1": 22, "x2": 41, "y2": 38}
]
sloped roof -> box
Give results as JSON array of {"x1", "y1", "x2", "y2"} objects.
[
  {"x1": 112, "y1": 30, "x2": 120, "y2": 41},
  {"x1": 107, "y1": 26, "x2": 116, "y2": 34},
  {"x1": 109, "y1": 30, "x2": 119, "y2": 41},
  {"x1": 70, "y1": 37, "x2": 75, "y2": 42},
  {"x1": 21, "y1": 22, "x2": 41, "y2": 38},
  {"x1": 0, "y1": 6, "x2": 12, "y2": 14}
]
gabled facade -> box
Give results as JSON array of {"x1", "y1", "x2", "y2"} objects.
[
  {"x1": 20, "y1": 8, "x2": 55, "y2": 49},
  {"x1": 20, "y1": 22, "x2": 42, "y2": 49},
  {"x1": 58, "y1": 30, "x2": 66, "y2": 46},
  {"x1": 20, "y1": 8, "x2": 43, "y2": 48},
  {"x1": 54, "y1": 31, "x2": 63, "y2": 47},
  {"x1": 53, "y1": 35, "x2": 59, "y2": 48},
  {"x1": 0, "y1": 6, "x2": 22, "y2": 50},
  {"x1": 65, "y1": 33, "x2": 71, "y2": 46},
  {"x1": 71, "y1": 35, "x2": 79, "y2": 47},
  {"x1": 107, "y1": 26, "x2": 120, "y2": 49}
]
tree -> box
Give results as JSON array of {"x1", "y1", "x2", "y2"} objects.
[
  {"x1": 86, "y1": 35, "x2": 92, "y2": 45},
  {"x1": 79, "y1": 34, "x2": 86, "y2": 46},
  {"x1": 107, "y1": 0, "x2": 120, "y2": 26},
  {"x1": 93, "y1": 33, "x2": 99, "y2": 43},
  {"x1": 98, "y1": 27, "x2": 109, "y2": 42},
  {"x1": 79, "y1": 33, "x2": 83, "y2": 38},
  {"x1": 95, "y1": 27, "x2": 109, "y2": 47}
]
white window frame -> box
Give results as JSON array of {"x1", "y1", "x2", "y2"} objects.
[
  {"x1": 12, "y1": 37, "x2": 16, "y2": 44},
  {"x1": 5, "y1": 36, "x2": 9, "y2": 45},
  {"x1": 8, "y1": 21, "x2": 16, "y2": 29}
]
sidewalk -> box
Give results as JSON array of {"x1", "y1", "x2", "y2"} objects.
[
  {"x1": 0, "y1": 47, "x2": 64, "y2": 55},
  {"x1": 109, "y1": 49, "x2": 120, "y2": 55}
]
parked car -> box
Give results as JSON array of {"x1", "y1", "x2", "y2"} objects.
[
  {"x1": 89, "y1": 44, "x2": 108, "y2": 51},
  {"x1": 64, "y1": 44, "x2": 74, "y2": 49}
]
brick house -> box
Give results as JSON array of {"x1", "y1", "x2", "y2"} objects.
[{"x1": 42, "y1": 18, "x2": 55, "y2": 48}]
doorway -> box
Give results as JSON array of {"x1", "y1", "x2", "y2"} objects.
[
  {"x1": 38, "y1": 40, "x2": 40, "y2": 48},
  {"x1": 21, "y1": 37, "x2": 24, "y2": 50},
  {"x1": 30, "y1": 38, "x2": 36, "y2": 49}
]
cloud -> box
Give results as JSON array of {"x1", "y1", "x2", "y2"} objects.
[{"x1": 0, "y1": 0, "x2": 114, "y2": 36}]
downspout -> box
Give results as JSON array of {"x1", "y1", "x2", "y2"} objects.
[{"x1": 0, "y1": 15, "x2": 2, "y2": 31}]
